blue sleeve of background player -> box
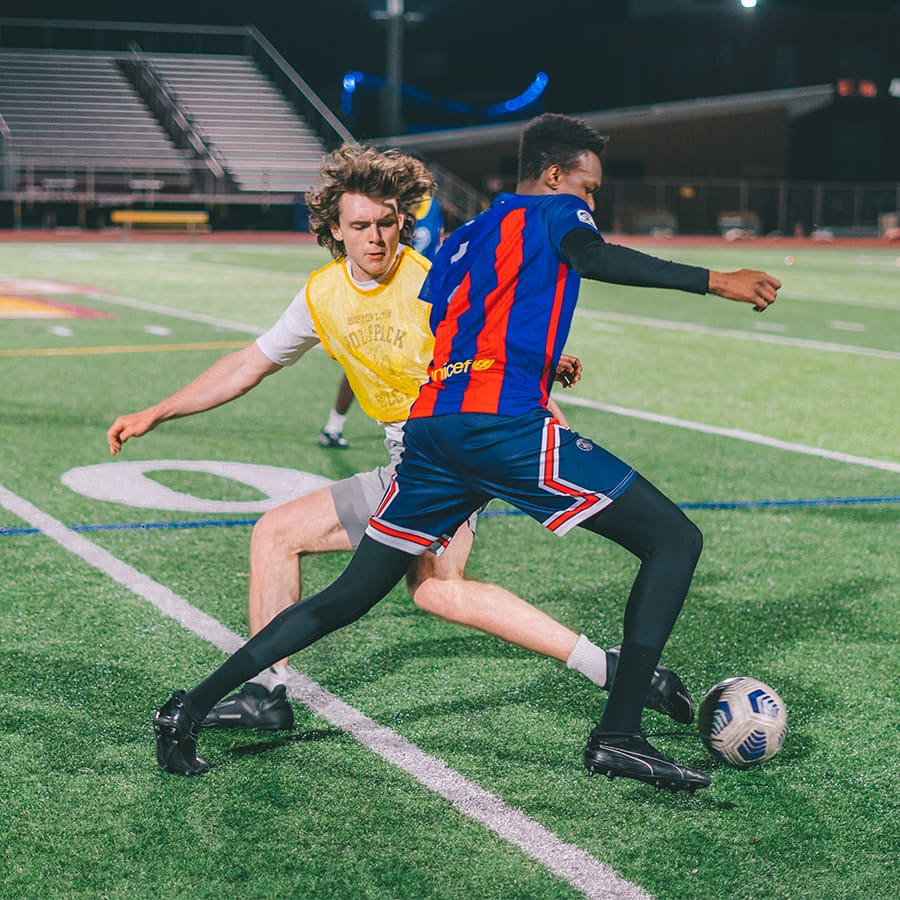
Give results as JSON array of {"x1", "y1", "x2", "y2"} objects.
[{"x1": 419, "y1": 221, "x2": 475, "y2": 333}]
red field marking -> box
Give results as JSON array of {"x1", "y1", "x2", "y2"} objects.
[{"x1": 0, "y1": 294, "x2": 111, "y2": 319}]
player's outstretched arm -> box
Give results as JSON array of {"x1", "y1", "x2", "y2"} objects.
[
  {"x1": 107, "y1": 344, "x2": 282, "y2": 454},
  {"x1": 707, "y1": 269, "x2": 781, "y2": 312},
  {"x1": 561, "y1": 230, "x2": 780, "y2": 312}
]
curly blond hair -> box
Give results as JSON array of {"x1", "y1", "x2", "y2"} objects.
[{"x1": 306, "y1": 145, "x2": 436, "y2": 258}]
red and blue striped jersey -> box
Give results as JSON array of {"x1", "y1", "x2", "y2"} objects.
[{"x1": 409, "y1": 192, "x2": 599, "y2": 419}]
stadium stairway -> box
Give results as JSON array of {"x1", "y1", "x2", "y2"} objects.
[
  {"x1": 0, "y1": 49, "x2": 192, "y2": 193},
  {"x1": 146, "y1": 53, "x2": 327, "y2": 194}
]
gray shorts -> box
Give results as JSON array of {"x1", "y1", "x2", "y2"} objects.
[
  {"x1": 331, "y1": 463, "x2": 398, "y2": 548},
  {"x1": 330, "y1": 428, "x2": 477, "y2": 549}
]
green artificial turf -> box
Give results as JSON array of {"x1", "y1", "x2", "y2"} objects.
[{"x1": 1, "y1": 240, "x2": 897, "y2": 899}]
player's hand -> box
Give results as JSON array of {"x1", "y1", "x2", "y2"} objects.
[
  {"x1": 555, "y1": 353, "x2": 583, "y2": 388},
  {"x1": 107, "y1": 409, "x2": 159, "y2": 455},
  {"x1": 708, "y1": 269, "x2": 781, "y2": 312}
]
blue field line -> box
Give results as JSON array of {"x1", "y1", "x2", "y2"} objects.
[
  {"x1": 682, "y1": 495, "x2": 900, "y2": 510},
  {"x1": 1, "y1": 495, "x2": 898, "y2": 537},
  {"x1": 0, "y1": 517, "x2": 258, "y2": 537}
]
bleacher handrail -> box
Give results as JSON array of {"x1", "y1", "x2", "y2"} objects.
[
  {"x1": 242, "y1": 25, "x2": 356, "y2": 149},
  {"x1": 121, "y1": 41, "x2": 226, "y2": 184},
  {"x1": 0, "y1": 111, "x2": 10, "y2": 191},
  {"x1": 424, "y1": 160, "x2": 486, "y2": 224}
]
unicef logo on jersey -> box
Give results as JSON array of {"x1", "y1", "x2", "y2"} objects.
[
  {"x1": 576, "y1": 209, "x2": 597, "y2": 229},
  {"x1": 576, "y1": 438, "x2": 593, "y2": 452}
]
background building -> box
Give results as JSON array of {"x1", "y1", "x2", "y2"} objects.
[{"x1": 1, "y1": 1, "x2": 897, "y2": 234}]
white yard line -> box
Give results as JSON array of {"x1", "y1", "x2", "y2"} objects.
[
  {"x1": 86, "y1": 291, "x2": 267, "y2": 335},
  {"x1": 780, "y1": 290, "x2": 899, "y2": 311},
  {"x1": 574, "y1": 308, "x2": 900, "y2": 360},
  {"x1": 555, "y1": 396, "x2": 900, "y2": 473},
  {"x1": 0, "y1": 482, "x2": 650, "y2": 900},
  {"x1": 22, "y1": 283, "x2": 898, "y2": 360}
]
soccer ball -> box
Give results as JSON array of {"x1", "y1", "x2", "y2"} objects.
[{"x1": 698, "y1": 677, "x2": 787, "y2": 768}]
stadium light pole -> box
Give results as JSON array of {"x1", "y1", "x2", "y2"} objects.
[
  {"x1": 372, "y1": 0, "x2": 423, "y2": 136},
  {"x1": 385, "y1": 0, "x2": 403, "y2": 135}
]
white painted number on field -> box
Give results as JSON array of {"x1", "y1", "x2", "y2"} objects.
[{"x1": 61, "y1": 460, "x2": 332, "y2": 513}]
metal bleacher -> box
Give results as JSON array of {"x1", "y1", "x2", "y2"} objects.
[
  {"x1": 0, "y1": 49, "x2": 193, "y2": 194},
  {"x1": 146, "y1": 53, "x2": 326, "y2": 195},
  {"x1": 0, "y1": 18, "x2": 356, "y2": 213}
]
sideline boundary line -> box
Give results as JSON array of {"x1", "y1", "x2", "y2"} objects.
[
  {"x1": 87, "y1": 291, "x2": 267, "y2": 335},
  {"x1": 0, "y1": 480, "x2": 650, "y2": 900},
  {"x1": 31, "y1": 284, "x2": 899, "y2": 361},
  {"x1": 556, "y1": 396, "x2": 900, "y2": 474},
  {"x1": 574, "y1": 308, "x2": 900, "y2": 360}
]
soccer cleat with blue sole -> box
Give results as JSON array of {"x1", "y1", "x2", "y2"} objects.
[
  {"x1": 154, "y1": 690, "x2": 209, "y2": 776},
  {"x1": 584, "y1": 731, "x2": 710, "y2": 793},
  {"x1": 606, "y1": 646, "x2": 695, "y2": 725}
]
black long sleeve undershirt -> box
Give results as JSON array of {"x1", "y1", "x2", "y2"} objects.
[{"x1": 561, "y1": 227, "x2": 709, "y2": 295}]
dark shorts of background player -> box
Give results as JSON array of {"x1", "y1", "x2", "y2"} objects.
[{"x1": 366, "y1": 408, "x2": 636, "y2": 555}]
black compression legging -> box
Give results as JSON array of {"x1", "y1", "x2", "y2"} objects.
[
  {"x1": 187, "y1": 536, "x2": 416, "y2": 718},
  {"x1": 580, "y1": 473, "x2": 703, "y2": 650},
  {"x1": 187, "y1": 474, "x2": 701, "y2": 720}
]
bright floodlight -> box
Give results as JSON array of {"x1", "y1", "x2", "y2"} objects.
[{"x1": 740, "y1": 0, "x2": 758, "y2": 8}]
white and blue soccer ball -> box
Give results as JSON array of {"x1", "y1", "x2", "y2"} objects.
[{"x1": 698, "y1": 677, "x2": 787, "y2": 768}]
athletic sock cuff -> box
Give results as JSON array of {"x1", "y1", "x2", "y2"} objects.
[
  {"x1": 249, "y1": 665, "x2": 289, "y2": 691},
  {"x1": 566, "y1": 634, "x2": 609, "y2": 689}
]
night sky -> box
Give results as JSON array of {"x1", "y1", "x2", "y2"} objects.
[{"x1": 11, "y1": 0, "x2": 900, "y2": 136}]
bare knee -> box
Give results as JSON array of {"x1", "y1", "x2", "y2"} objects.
[
  {"x1": 407, "y1": 535, "x2": 470, "y2": 619},
  {"x1": 410, "y1": 576, "x2": 464, "y2": 621},
  {"x1": 409, "y1": 574, "x2": 441, "y2": 612},
  {"x1": 251, "y1": 509, "x2": 303, "y2": 560}
]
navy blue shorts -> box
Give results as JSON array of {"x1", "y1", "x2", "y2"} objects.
[{"x1": 366, "y1": 409, "x2": 636, "y2": 555}]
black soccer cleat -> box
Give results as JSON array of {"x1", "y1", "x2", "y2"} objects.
[
  {"x1": 318, "y1": 428, "x2": 349, "y2": 449},
  {"x1": 606, "y1": 646, "x2": 695, "y2": 725},
  {"x1": 584, "y1": 731, "x2": 711, "y2": 793},
  {"x1": 201, "y1": 682, "x2": 295, "y2": 731},
  {"x1": 154, "y1": 690, "x2": 209, "y2": 776}
]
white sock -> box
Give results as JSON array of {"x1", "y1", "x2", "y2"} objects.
[
  {"x1": 324, "y1": 409, "x2": 347, "y2": 434},
  {"x1": 249, "y1": 665, "x2": 289, "y2": 692},
  {"x1": 566, "y1": 634, "x2": 609, "y2": 689}
]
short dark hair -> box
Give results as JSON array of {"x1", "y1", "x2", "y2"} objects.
[{"x1": 517, "y1": 113, "x2": 608, "y2": 182}]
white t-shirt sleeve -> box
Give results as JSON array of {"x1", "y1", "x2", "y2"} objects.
[{"x1": 255, "y1": 287, "x2": 321, "y2": 366}]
